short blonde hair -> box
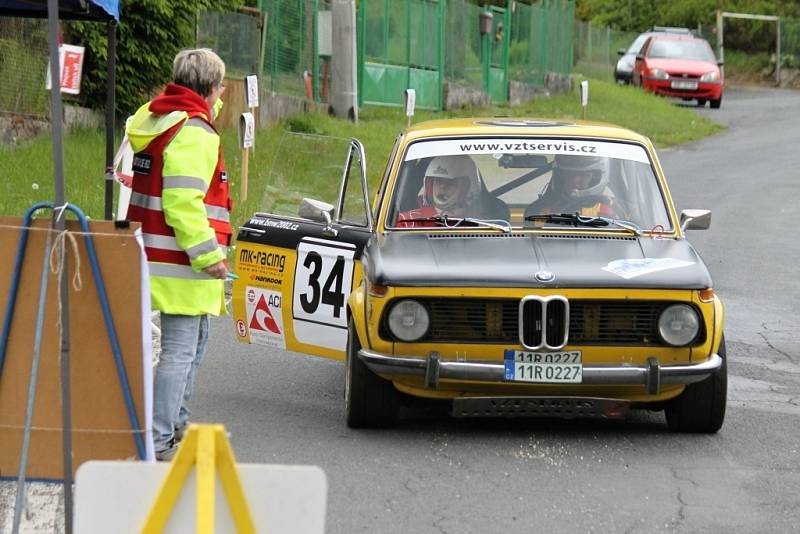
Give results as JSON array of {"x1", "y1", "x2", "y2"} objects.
[{"x1": 172, "y1": 48, "x2": 226, "y2": 97}]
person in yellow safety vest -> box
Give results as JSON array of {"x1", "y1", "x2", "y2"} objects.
[{"x1": 125, "y1": 48, "x2": 233, "y2": 461}]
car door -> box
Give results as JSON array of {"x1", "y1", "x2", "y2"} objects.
[
  {"x1": 632, "y1": 36, "x2": 653, "y2": 86},
  {"x1": 231, "y1": 137, "x2": 373, "y2": 361}
]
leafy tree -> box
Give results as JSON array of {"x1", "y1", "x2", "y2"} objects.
[{"x1": 67, "y1": 0, "x2": 242, "y2": 118}]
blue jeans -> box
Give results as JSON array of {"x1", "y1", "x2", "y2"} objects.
[{"x1": 153, "y1": 313, "x2": 209, "y2": 452}]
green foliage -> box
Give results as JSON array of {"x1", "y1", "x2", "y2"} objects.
[
  {"x1": 66, "y1": 0, "x2": 243, "y2": 118},
  {"x1": 0, "y1": 38, "x2": 49, "y2": 114},
  {"x1": 577, "y1": 0, "x2": 800, "y2": 29}
]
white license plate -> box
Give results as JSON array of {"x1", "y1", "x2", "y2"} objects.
[
  {"x1": 671, "y1": 80, "x2": 698, "y2": 90},
  {"x1": 504, "y1": 350, "x2": 582, "y2": 383}
]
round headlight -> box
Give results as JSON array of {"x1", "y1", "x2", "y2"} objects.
[
  {"x1": 387, "y1": 299, "x2": 430, "y2": 342},
  {"x1": 658, "y1": 304, "x2": 700, "y2": 346}
]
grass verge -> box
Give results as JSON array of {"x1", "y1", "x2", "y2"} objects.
[{"x1": 0, "y1": 77, "x2": 723, "y2": 226}]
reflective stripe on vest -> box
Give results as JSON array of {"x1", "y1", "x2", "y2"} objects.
[
  {"x1": 143, "y1": 233, "x2": 226, "y2": 259},
  {"x1": 131, "y1": 191, "x2": 230, "y2": 223},
  {"x1": 149, "y1": 262, "x2": 217, "y2": 280}
]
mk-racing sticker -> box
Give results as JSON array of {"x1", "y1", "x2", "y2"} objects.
[{"x1": 245, "y1": 286, "x2": 286, "y2": 349}]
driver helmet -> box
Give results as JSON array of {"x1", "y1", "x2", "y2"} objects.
[
  {"x1": 423, "y1": 155, "x2": 481, "y2": 211},
  {"x1": 552, "y1": 154, "x2": 609, "y2": 198}
]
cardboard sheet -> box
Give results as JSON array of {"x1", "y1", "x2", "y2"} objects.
[{"x1": 0, "y1": 216, "x2": 153, "y2": 479}]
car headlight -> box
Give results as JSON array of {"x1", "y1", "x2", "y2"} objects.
[
  {"x1": 658, "y1": 304, "x2": 700, "y2": 346},
  {"x1": 387, "y1": 299, "x2": 430, "y2": 342},
  {"x1": 700, "y1": 71, "x2": 720, "y2": 82},
  {"x1": 648, "y1": 68, "x2": 669, "y2": 80},
  {"x1": 616, "y1": 58, "x2": 633, "y2": 72}
]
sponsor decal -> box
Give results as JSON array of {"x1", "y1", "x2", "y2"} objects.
[
  {"x1": 602, "y1": 258, "x2": 695, "y2": 279},
  {"x1": 405, "y1": 138, "x2": 650, "y2": 165},
  {"x1": 246, "y1": 218, "x2": 300, "y2": 231},
  {"x1": 245, "y1": 286, "x2": 286, "y2": 349},
  {"x1": 236, "y1": 319, "x2": 247, "y2": 337},
  {"x1": 238, "y1": 248, "x2": 287, "y2": 272}
]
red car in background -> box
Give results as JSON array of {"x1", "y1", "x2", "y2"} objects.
[{"x1": 632, "y1": 34, "x2": 724, "y2": 108}]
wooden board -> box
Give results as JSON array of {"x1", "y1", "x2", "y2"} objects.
[{"x1": 0, "y1": 217, "x2": 151, "y2": 479}]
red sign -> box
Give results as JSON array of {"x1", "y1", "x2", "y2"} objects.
[{"x1": 45, "y1": 44, "x2": 85, "y2": 95}]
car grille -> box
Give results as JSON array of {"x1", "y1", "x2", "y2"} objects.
[{"x1": 380, "y1": 298, "x2": 704, "y2": 347}]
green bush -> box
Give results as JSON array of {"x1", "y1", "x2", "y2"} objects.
[{"x1": 66, "y1": 0, "x2": 242, "y2": 118}]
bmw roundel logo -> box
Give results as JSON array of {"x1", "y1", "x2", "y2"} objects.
[{"x1": 535, "y1": 270, "x2": 555, "y2": 282}]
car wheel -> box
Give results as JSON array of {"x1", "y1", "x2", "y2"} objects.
[
  {"x1": 345, "y1": 319, "x2": 399, "y2": 428},
  {"x1": 665, "y1": 336, "x2": 727, "y2": 433},
  {"x1": 710, "y1": 97, "x2": 722, "y2": 109},
  {"x1": 697, "y1": 99, "x2": 707, "y2": 107}
]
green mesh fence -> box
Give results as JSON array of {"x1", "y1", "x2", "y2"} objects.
[
  {"x1": 198, "y1": 11, "x2": 263, "y2": 78},
  {"x1": 510, "y1": 0, "x2": 575, "y2": 87},
  {"x1": 358, "y1": 0, "x2": 443, "y2": 109},
  {"x1": 0, "y1": 18, "x2": 50, "y2": 117},
  {"x1": 444, "y1": 0, "x2": 483, "y2": 90},
  {"x1": 573, "y1": 19, "x2": 637, "y2": 81},
  {"x1": 262, "y1": 0, "x2": 319, "y2": 97}
]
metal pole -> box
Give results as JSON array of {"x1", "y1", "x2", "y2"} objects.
[
  {"x1": 776, "y1": 18, "x2": 781, "y2": 86},
  {"x1": 104, "y1": 21, "x2": 117, "y2": 220},
  {"x1": 11, "y1": 230, "x2": 54, "y2": 534},
  {"x1": 45, "y1": 1, "x2": 74, "y2": 530},
  {"x1": 716, "y1": 10, "x2": 724, "y2": 80},
  {"x1": 58, "y1": 219, "x2": 74, "y2": 534}
]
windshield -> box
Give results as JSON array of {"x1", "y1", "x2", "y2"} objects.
[
  {"x1": 627, "y1": 34, "x2": 650, "y2": 55},
  {"x1": 647, "y1": 39, "x2": 716, "y2": 62},
  {"x1": 386, "y1": 137, "x2": 673, "y2": 232}
]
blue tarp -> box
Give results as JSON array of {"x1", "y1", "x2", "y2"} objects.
[{"x1": 0, "y1": 0, "x2": 119, "y2": 21}]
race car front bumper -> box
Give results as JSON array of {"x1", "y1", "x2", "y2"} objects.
[{"x1": 358, "y1": 349, "x2": 723, "y2": 395}]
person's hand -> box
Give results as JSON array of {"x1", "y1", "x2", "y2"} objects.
[{"x1": 203, "y1": 260, "x2": 228, "y2": 280}]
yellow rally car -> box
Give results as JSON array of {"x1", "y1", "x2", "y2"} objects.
[{"x1": 232, "y1": 118, "x2": 726, "y2": 432}]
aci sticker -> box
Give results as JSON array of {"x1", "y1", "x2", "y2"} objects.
[{"x1": 245, "y1": 286, "x2": 286, "y2": 349}]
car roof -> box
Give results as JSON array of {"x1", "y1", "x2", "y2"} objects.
[
  {"x1": 649, "y1": 26, "x2": 693, "y2": 34},
  {"x1": 648, "y1": 33, "x2": 708, "y2": 43},
  {"x1": 403, "y1": 118, "x2": 650, "y2": 144}
]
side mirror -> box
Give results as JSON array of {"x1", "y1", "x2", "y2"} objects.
[
  {"x1": 680, "y1": 209, "x2": 711, "y2": 231},
  {"x1": 299, "y1": 198, "x2": 334, "y2": 223},
  {"x1": 635, "y1": 55, "x2": 644, "y2": 62},
  {"x1": 617, "y1": 48, "x2": 626, "y2": 56},
  {"x1": 299, "y1": 198, "x2": 338, "y2": 237},
  {"x1": 717, "y1": 60, "x2": 725, "y2": 67}
]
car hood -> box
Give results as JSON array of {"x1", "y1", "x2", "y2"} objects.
[
  {"x1": 364, "y1": 232, "x2": 712, "y2": 289},
  {"x1": 645, "y1": 57, "x2": 718, "y2": 76}
]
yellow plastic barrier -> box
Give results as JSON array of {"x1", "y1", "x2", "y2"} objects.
[{"x1": 140, "y1": 424, "x2": 256, "y2": 534}]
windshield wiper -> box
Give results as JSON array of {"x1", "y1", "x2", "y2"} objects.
[
  {"x1": 400, "y1": 215, "x2": 512, "y2": 233},
  {"x1": 525, "y1": 213, "x2": 642, "y2": 236}
]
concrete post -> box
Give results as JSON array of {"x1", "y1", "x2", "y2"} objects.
[{"x1": 330, "y1": 0, "x2": 358, "y2": 121}]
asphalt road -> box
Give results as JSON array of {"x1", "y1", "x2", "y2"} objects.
[{"x1": 194, "y1": 87, "x2": 800, "y2": 534}]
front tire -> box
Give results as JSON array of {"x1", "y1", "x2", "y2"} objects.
[
  {"x1": 345, "y1": 319, "x2": 399, "y2": 428},
  {"x1": 697, "y1": 99, "x2": 707, "y2": 107},
  {"x1": 710, "y1": 97, "x2": 722, "y2": 109},
  {"x1": 665, "y1": 337, "x2": 727, "y2": 433}
]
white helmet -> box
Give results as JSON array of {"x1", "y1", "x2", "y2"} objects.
[
  {"x1": 423, "y1": 155, "x2": 481, "y2": 211},
  {"x1": 552, "y1": 155, "x2": 609, "y2": 198}
]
